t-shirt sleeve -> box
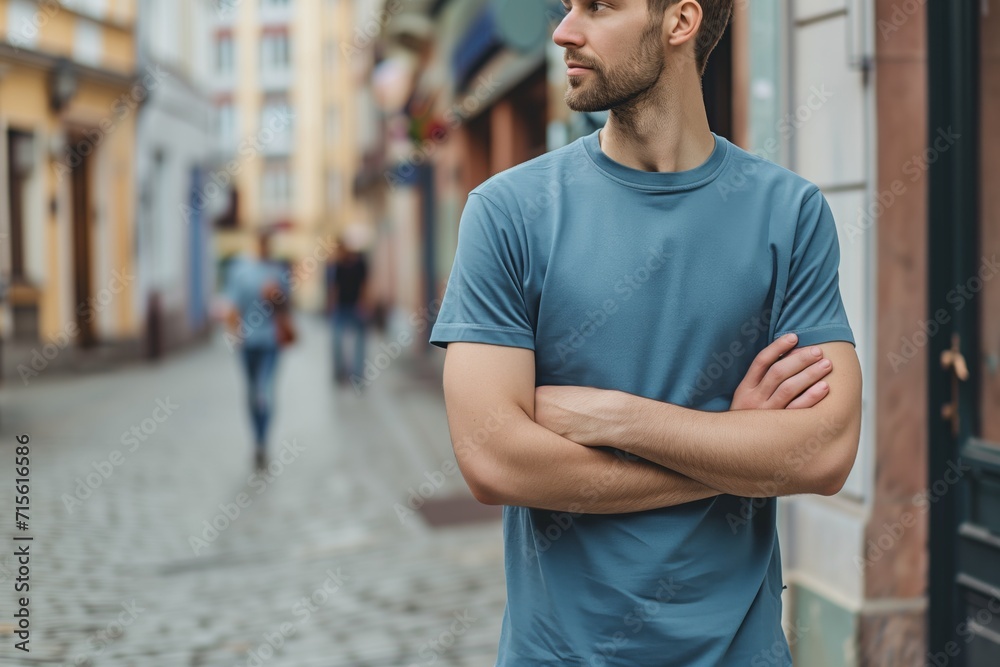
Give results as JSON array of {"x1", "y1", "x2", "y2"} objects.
[
  {"x1": 429, "y1": 193, "x2": 535, "y2": 350},
  {"x1": 771, "y1": 189, "x2": 856, "y2": 348}
]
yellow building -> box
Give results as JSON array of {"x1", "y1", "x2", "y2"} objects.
[
  {"x1": 0, "y1": 0, "x2": 140, "y2": 376},
  {"x1": 211, "y1": 0, "x2": 359, "y2": 311}
]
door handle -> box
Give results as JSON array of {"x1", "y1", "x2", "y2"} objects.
[{"x1": 941, "y1": 333, "x2": 969, "y2": 437}]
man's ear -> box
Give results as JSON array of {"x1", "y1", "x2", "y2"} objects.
[{"x1": 663, "y1": 0, "x2": 703, "y2": 64}]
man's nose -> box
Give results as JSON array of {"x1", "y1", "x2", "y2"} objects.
[{"x1": 552, "y1": 9, "x2": 584, "y2": 49}]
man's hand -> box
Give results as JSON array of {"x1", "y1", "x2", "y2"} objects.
[
  {"x1": 730, "y1": 333, "x2": 833, "y2": 410},
  {"x1": 534, "y1": 332, "x2": 835, "y2": 443},
  {"x1": 225, "y1": 305, "x2": 241, "y2": 337}
]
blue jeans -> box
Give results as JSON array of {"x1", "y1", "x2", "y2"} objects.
[
  {"x1": 241, "y1": 345, "x2": 279, "y2": 450},
  {"x1": 332, "y1": 305, "x2": 367, "y2": 380}
]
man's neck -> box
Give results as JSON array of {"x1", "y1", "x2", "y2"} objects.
[{"x1": 597, "y1": 81, "x2": 715, "y2": 174}]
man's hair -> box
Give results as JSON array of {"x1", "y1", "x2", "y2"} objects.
[{"x1": 647, "y1": 0, "x2": 734, "y2": 75}]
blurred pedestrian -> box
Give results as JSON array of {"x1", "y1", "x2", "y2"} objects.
[
  {"x1": 325, "y1": 236, "x2": 370, "y2": 387},
  {"x1": 224, "y1": 229, "x2": 296, "y2": 469}
]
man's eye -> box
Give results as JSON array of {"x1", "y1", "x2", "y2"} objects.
[{"x1": 558, "y1": 2, "x2": 609, "y2": 15}]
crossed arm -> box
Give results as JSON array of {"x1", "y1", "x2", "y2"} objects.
[{"x1": 441, "y1": 335, "x2": 862, "y2": 514}]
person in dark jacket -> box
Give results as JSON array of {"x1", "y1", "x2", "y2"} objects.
[{"x1": 326, "y1": 237, "x2": 370, "y2": 387}]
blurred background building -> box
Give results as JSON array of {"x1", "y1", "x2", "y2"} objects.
[
  {"x1": 209, "y1": 0, "x2": 360, "y2": 311},
  {"x1": 135, "y1": 0, "x2": 217, "y2": 358},
  {"x1": 0, "y1": 0, "x2": 142, "y2": 375},
  {"x1": 0, "y1": 0, "x2": 224, "y2": 370}
]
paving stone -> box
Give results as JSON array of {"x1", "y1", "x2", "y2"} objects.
[{"x1": 0, "y1": 317, "x2": 505, "y2": 666}]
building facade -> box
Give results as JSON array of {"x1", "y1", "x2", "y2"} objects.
[
  {"x1": 0, "y1": 0, "x2": 141, "y2": 382},
  {"x1": 135, "y1": 0, "x2": 217, "y2": 357},
  {"x1": 365, "y1": 0, "x2": 583, "y2": 355},
  {"x1": 749, "y1": 1, "x2": 999, "y2": 664},
  {"x1": 209, "y1": 0, "x2": 358, "y2": 311}
]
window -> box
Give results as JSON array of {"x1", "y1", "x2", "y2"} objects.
[
  {"x1": 261, "y1": 94, "x2": 294, "y2": 152},
  {"x1": 215, "y1": 33, "x2": 234, "y2": 74},
  {"x1": 215, "y1": 102, "x2": 238, "y2": 148},
  {"x1": 7, "y1": 130, "x2": 35, "y2": 282},
  {"x1": 260, "y1": 30, "x2": 290, "y2": 72},
  {"x1": 262, "y1": 159, "x2": 293, "y2": 209}
]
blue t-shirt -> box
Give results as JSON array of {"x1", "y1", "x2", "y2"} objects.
[
  {"x1": 429, "y1": 127, "x2": 855, "y2": 666},
  {"x1": 224, "y1": 256, "x2": 290, "y2": 349}
]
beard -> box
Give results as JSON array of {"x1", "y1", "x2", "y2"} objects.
[{"x1": 564, "y1": 20, "x2": 666, "y2": 113}]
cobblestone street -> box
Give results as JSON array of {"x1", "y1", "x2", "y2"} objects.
[{"x1": 0, "y1": 317, "x2": 505, "y2": 667}]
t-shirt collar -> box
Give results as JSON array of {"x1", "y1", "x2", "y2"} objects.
[{"x1": 582, "y1": 126, "x2": 730, "y2": 191}]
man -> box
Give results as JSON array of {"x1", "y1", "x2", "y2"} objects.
[
  {"x1": 224, "y1": 230, "x2": 293, "y2": 469},
  {"x1": 428, "y1": 0, "x2": 862, "y2": 665},
  {"x1": 325, "y1": 237, "x2": 371, "y2": 386}
]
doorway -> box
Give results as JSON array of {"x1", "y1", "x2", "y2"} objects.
[
  {"x1": 928, "y1": 0, "x2": 1000, "y2": 663},
  {"x1": 69, "y1": 132, "x2": 95, "y2": 348},
  {"x1": 7, "y1": 129, "x2": 31, "y2": 284}
]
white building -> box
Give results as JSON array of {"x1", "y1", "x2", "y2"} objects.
[{"x1": 134, "y1": 0, "x2": 218, "y2": 355}]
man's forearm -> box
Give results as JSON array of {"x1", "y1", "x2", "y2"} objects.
[
  {"x1": 458, "y1": 411, "x2": 720, "y2": 514},
  {"x1": 603, "y1": 393, "x2": 852, "y2": 497}
]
